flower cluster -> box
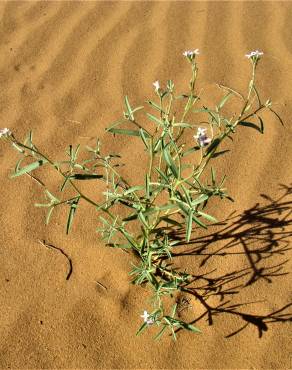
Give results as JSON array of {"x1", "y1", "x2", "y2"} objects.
[
  {"x1": 153, "y1": 80, "x2": 160, "y2": 92},
  {"x1": 245, "y1": 50, "x2": 264, "y2": 59},
  {"x1": 183, "y1": 49, "x2": 200, "y2": 57},
  {"x1": 140, "y1": 310, "x2": 154, "y2": 325},
  {"x1": 194, "y1": 127, "x2": 211, "y2": 147},
  {"x1": 0, "y1": 128, "x2": 11, "y2": 138}
]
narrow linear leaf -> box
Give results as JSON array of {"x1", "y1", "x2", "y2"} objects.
[
  {"x1": 153, "y1": 138, "x2": 161, "y2": 152},
  {"x1": 173, "y1": 122, "x2": 193, "y2": 128},
  {"x1": 146, "y1": 100, "x2": 165, "y2": 113},
  {"x1": 136, "y1": 322, "x2": 148, "y2": 336},
  {"x1": 125, "y1": 95, "x2": 134, "y2": 120},
  {"x1": 155, "y1": 167, "x2": 169, "y2": 183},
  {"x1": 216, "y1": 83, "x2": 244, "y2": 100},
  {"x1": 154, "y1": 325, "x2": 167, "y2": 340},
  {"x1": 191, "y1": 194, "x2": 209, "y2": 206},
  {"x1": 192, "y1": 214, "x2": 207, "y2": 229},
  {"x1": 124, "y1": 185, "x2": 144, "y2": 195},
  {"x1": 197, "y1": 210, "x2": 218, "y2": 223},
  {"x1": 46, "y1": 206, "x2": 55, "y2": 225},
  {"x1": 146, "y1": 113, "x2": 162, "y2": 126},
  {"x1": 211, "y1": 167, "x2": 216, "y2": 185},
  {"x1": 140, "y1": 128, "x2": 149, "y2": 149},
  {"x1": 138, "y1": 211, "x2": 149, "y2": 229},
  {"x1": 11, "y1": 159, "x2": 48, "y2": 178},
  {"x1": 105, "y1": 119, "x2": 126, "y2": 132},
  {"x1": 186, "y1": 210, "x2": 193, "y2": 242},
  {"x1": 162, "y1": 143, "x2": 179, "y2": 179},
  {"x1": 146, "y1": 174, "x2": 150, "y2": 198},
  {"x1": 108, "y1": 128, "x2": 141, "y2": 137},
  {"x1": 217, "y1": 92, "x2": 232, "y2": 110}
]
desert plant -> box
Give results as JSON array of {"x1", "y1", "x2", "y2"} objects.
[{"x1": 0, "y1": 49, "x2": 283, "y2": 340}]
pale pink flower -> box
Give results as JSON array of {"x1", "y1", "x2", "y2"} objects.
[
  {"x1": 0, "y1": 128, "x2": 11, "y2": 137},
  {"x1": 153, "y1": 80, "x2": 160, "y2": 92},
  {"x1": 140, "y1": 310, "x2": 154, "y2": 325},
  {"x1": 194, "y1": 127, "x2": 211, "y2": 147},
  {"x1": 245, "y1": 50, "x2": 263, "y2": 59}
]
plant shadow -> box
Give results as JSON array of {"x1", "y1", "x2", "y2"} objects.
[{"x1": 161, "y1": 183, "x2": 292, "y2": 338}]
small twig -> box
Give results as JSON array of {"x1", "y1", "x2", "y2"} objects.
[
  {"x1": 94, "y1": 280, "x2": 108, "y2": 290},
  {"x1": 25, "y1": 172, "x2": 46, "y2": 187},
  {"x1": 38, "y1": 239, "x2": 73, "y2": 280}
]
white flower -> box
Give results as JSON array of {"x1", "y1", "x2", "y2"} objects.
[
  {"x1": 183, "y1": 49, "x2": 200, "y2": 57},
  {"x1": 0, "y1": 128, "x2": 11, "y2": 137},
  {"x1": 140, "y1": 310, "x2": 154, "y2": 325},
  {"x1": 245, "y1": 50, "x2": 264, "y2": 59},
  {"x1": 153, "y1": 80, "x2": 160, "y2": 91},
  {"x1": 194, "y1": 127, "x2": 211, "y2": 147},
  {"x1": 194, "y1": 127, "x2": 207, "y2": 138}
]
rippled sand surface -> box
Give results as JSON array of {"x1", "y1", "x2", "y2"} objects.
[{"x1": 0, "y1": 1, "x2": 291, "y2": 368}]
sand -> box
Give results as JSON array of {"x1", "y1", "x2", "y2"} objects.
[{"x1": 0, "y1": 1, "x2": 291, "y2": 369}]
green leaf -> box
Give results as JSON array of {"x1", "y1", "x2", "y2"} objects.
[
  {"x1": 217, "y1": 92, "x2": 232, "y2": 110},
  {"x1": 146, "y1": 174, "x2": 150, "y2": 198},
  {"x1": 155, "y1": 167, "x2": 169, "y2": 183},
  {"x1": 146, "y1": 113, "x2": 162, "y2": 126},
  {"x1": 119, "y1": 228, "x2": 139, "y2": 250},
  {"x1": 11, "y1": 159, "x2": 48, "y2": 178},
  {"x1": 175, "y1": 94, "x2": 189, "y2": 100},
  {"x1": 216, "y1": 83, "x2": 244, "y2": 100},
  {"x1": 173, "y1": 122, "x2": 193, "y2": 128},
  {"x1": 45, "y1": 189, "x2": 60, "y2": 203},
  {"x1": 60, "y1": 176, "x2": 70, "y2": 192},
  {"x1": 238, "y1": 121, "x2": 262, "y2": 133},
  {"x1": 131, "y1": 106, "x2": 144, "y2": 114},
  {"x1": 154, "y1": 325, "x2": 167, "y2": 340},
  {"x1": 186, "y1": 210, "x2": 193, "y2": 242},
  {"x1": 124, "y1": 185, "x2": 144, "y2": 195},
  {"x1": 108, "y1": 128, "x2": 141, "y2": 137},
  {"x1": 136, "y1": 322, "x2": 148, "y2": 336},
  {"x1": 175, "y1": 199, "x2": 189, "y2": 215},
  {"x1": 125, "y1": 96, "x2": 134, "y2": 120},
  {"x1": 211, "y1": 167, "x2": 216, "y2": 186},
  {"x1": 138, "y1": 211, "x2": 149, "y2": 229},
  {"x1": 191, "y1": 194, "x2": 209, "y2": 206},
  {"x1": 179, "y1": 321, "x2": 201, "y2": 333},
  {"x1": 146, "y1": 100, "x2": 164, "y2": 113},
  {"x1": 105, "y1": 119, "x2": 126, "y2": 132},
  {"x1": 197, "y1": 210, "x2": 217, "y2": 223},
  {"x1": 140, "y1": 128, "x2": 149, "y2": 149},
  {"x1": 153, "y1": 138, "x2": 161, "y2": 152},
  {"x1": 46, "y1": 206, "x2": 55, "y2": 225},
  {"x1": 192, "y1": 214, "x2": 207, "y2": 229},
  {"x1": 66, "y1": 197, "x2": 80, "y2": 234},
  {"x1": 162, "y1": 142, "x2": 179, "y2": 179}
]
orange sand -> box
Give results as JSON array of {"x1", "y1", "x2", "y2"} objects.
[{"x1": 0, "y1": 1, "x2": 291, "y2": 369}]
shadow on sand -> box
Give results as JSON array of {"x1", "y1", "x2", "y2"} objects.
[{"x1": 161, "y1": 183, "x2": 292, "y2": 338}]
